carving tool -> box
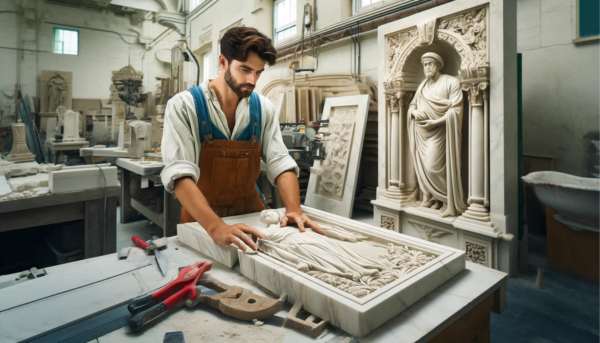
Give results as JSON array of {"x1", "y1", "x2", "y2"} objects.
[
  {"x1": 131, "y1": 235, "x2": 168, "y2": 276},
  {"x1": 127, "y1": 260, "x2": 286, "y2": 332}
]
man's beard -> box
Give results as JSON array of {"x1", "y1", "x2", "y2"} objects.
[
  {"x1": 424, "y1": 70, "x2": 436, "y2": 79},
  {"x1": 225, "y1": 66, "x2": 254, "y2": 98}
]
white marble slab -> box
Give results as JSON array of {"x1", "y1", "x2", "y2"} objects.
[
  {"x1": 304, "y1": 95, "x2": 370, "y2": 218},
  {"x1": 49, "y1": 166, "x2": 121, "y2": 193},
  {"x1": 177, "y1": 222, "x2": 238, "y2": 268},
  {"x1": 177, "y1": 206, "x2": 465, "y2": 337}
]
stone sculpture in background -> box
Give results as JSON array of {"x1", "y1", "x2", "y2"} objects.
[
  {"x1": 407, "y1": 52, "x2": 467, "y2": 217},
  {"x1": 47, "y1": 75, "x2": 68, "y2": 112},
  {"x1": 6, "y1": 120, "x2": 36, "y2": 163}
]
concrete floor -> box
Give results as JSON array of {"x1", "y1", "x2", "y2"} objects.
[{"x1": 117, "y1": 208, "x2": 600, "y2": 342}]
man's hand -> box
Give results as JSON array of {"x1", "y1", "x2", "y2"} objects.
[
  {"x1": 280, "y1": 211, "x2": 325, "y2": 235},
  {"x1": 207, "y1": 222, "x2": 265, "y2": 252}
]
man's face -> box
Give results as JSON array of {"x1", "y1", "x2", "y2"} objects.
[
  {"x1": 223, "y1": 51, "x2": 266, "y2": 99},
  {"x1": 422, "y1": 58, "x2": 440, "y2": 79}
]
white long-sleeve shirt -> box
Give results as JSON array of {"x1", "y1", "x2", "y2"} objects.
[{"x1": 160, "y1": 81, "x2": 298, "y2": 193}]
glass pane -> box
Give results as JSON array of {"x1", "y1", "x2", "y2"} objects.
[
  {"x1": 290, "y1": 25, "x2": 296, "y2": 36},
  {"x1": 282, "y1": 0, "x2": 290, "y2": 26},
  {"x1": 277, "y1": 2, "x2": 284, "y2": 28},
  {"x1": 203, "y1": 52, "x2": 211, "y2": 83},
  {"x1": 580, "y1": 0, "x2": 600, "y2": 37},
  {"x1": 290, "y1": 0, "x2": 296, "y2": 25}
]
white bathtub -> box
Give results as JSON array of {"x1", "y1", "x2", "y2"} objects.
[{"x1": 522, "y1": 171, "x2": 600, "y2": 232}]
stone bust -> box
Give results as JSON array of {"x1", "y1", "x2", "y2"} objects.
[{"x1": 407, "y1": 52, "x2": 467, "y2": 217}]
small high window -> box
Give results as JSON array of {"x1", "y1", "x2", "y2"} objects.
[
  {"x1": 53, "y1": 28, "x2": 78, "y2": 55},
  {"x1": 577, "y1": 0, "x2": 599, "y2": 39},
  {"x1": 359, "y1": 0, "x2": 382, "y2": 8},
  {"x1": 202, "y1": 52, "x2": 212, "y2": 83},
  {"x1": 274, "y1": 0, "x2": 297, "y2": 43},
  {"x1": 190, "y1": 0, "x2": 205, "y2": 11}
]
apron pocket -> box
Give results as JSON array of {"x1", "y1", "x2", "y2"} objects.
[{"x1": 211, "y1": 156, "x2": 249, "y2": 188}]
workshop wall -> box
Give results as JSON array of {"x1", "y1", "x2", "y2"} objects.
[
  {"x1": 0, "y1": 0, "x2": 179, "y2": 108},
  {"x1": 517, "y1": 0, "x2": 599, "y2": 177}
]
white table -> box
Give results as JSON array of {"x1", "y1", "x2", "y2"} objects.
[
  {"x1": 0, "y1": 237, "x2": 507, "y2": 342},
  {"x1": 116, "y1": 158, "x2": 181, "y2": 237},
  {"x1": 45, "y1": 140, "x2": 89, "y2": 164}
]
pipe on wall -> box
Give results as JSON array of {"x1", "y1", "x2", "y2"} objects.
[{"x1": 276, "y1": 0, "x2": 454, "y2": 60}]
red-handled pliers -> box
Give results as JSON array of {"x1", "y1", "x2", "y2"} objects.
[{"x1": 127, "y1": 260, "x2": 212, "y2": 332}]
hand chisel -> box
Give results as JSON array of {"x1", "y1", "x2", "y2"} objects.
[{"x1": 132, "y1": 235, "x2": 168, "y2": 276}]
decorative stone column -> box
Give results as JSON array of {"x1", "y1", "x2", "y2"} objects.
[
  {"x1": 383, "y1": 89, "x2": 416, "y2": 204},
  {"x1": 6, "y1": 120, "x2": 36, "y2": 163},
  {"x1": 455, "y1": 66, "x2": 497, "y2": 233}
]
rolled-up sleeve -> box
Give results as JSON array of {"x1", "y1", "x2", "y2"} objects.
[
  {"x1": 160, "y1": 93, "x2": 200, "y2": 193},
  {"x1": 259, "y1": 96, "x2": 299, "y2": 185}
]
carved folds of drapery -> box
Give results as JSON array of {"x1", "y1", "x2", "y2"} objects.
[{"x1": 381, "y1": 6, "x2": 495, "y2": 227}]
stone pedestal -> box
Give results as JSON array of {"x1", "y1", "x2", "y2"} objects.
[{"x1": 6, "y1": 120, "x2": 35, "y2": 163}]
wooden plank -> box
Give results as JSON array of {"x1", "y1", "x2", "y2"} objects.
[
  {"x1": 0, "y1": 202, "x2": 85, "y2": 233},
  {"x1": 120, "y1": 169, "x2": 141, "y2": 223},
  {"x1": 84, "y1": 198, "x2": 101, "y2": 258},
  {"x1": 0, "y1": 258, "x2": 150, "y2": 313},
  {"x1": 104, "y1": 196, "x2": 118, "y2": 255},
  {"x1": 0, "y1": 187, "x2": 120, "y2": 214}
]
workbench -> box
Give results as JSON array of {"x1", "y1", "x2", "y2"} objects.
[
  {"x1": 0, "y1": 187, "x2": 120, "y2": 258},
  {"x1": 116, "y1": 158, "x2": 181, "y2": 237},
  {"x1": 0, "y1": 236, "x2": 508, "y2": 342}
]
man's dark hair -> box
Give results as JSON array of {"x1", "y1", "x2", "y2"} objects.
[{"x1": 220, "y1": 27, "x2": 277, "y2": 66}]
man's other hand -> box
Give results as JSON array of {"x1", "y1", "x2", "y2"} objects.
[{"x1": 280, "y1": 211, "x2": 325, "y2": 235}]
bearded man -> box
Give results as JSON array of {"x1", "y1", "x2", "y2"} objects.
[
  {"x1": 407, "y1": 52, "x2": 467, "y2": 217},
  {"x1": 161, "y1": 27, "x2": 323, "y2": 253}
]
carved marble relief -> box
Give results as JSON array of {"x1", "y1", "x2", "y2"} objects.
[
  {"x1": 465, "y1": 241, "x2": 487, "y2": 266},
  {"x1": 408, "y1": 220, "x2": 451, "y2": 242},
  {"x1": 316, "y1": 107, "x2": 357, "y2": 199},
  {"x1": 40, "y1": 70, "x2": 72, "y2": 113},
  {"x1": 258, "y1": 215, "x2": 437, "y2": 299},
  {"x1": 381, "y1": 215, "x2": 396, "y2": 231},
  {"x1": 376, "y1": 5, "x2": 497, "y2": 233}
]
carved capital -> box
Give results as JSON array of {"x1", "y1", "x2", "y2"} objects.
[{"x1": 461, "y1": 81, "x2": 488, "y2": 106}]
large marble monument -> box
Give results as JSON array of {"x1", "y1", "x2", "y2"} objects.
[{"x1": 372, "y1": 0, "x2": 517, "y2": 273}]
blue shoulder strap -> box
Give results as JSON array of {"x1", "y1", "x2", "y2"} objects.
[
  {"x1": 188, "y1": 86, "x2": 227, "y2": 144},
  {"x1": 237, "y1": 92, "x2": 262, "y2": 143}
]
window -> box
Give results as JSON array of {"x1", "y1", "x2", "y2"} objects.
[
  {"x1": 189, "y1": 0, "x2": 205, "y2": 11},
  {"x1": 274, "y1": 0, "x2": 297, "y2": 43},
  {"x1": 576, "y1": 0, "x2": 599, "y2": 42},
  {"x1": 202, "y1": 52, "x2": 212, "y2": 83},
  {"x1": 53, "y1": 28, "x2": 78, "y2": 55},
  {"x1": 359, "y1": 0, "x2": 382, "y2": 8}
]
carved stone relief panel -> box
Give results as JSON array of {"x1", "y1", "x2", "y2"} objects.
[
  {"x1": 40, "y1": 70, "x2": 73, "y2": 113},
  {"x1": 408, "y1": 220, "x2": 452, "y2": 242},
  {"x1": 315, "y1": 106, "x2": 357, "y2": 200},
  {"x1": 305, "y1": 95, "x2": 370, "y2": 218}
]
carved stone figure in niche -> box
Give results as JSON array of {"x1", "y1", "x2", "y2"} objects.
[
  {"x1": 257, "y1": 210, "x2": 436, "y2": 298},
  {"x1": 407, "y1": 52, "x2": 467, "y2": 217},
  {"x1": 47, "y1": 75, "x2": 68, "y2": 112}
]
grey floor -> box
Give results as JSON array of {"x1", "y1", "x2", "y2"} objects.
[{"x1": 117, "y1": 207, "x2": 600, "y2": 342}]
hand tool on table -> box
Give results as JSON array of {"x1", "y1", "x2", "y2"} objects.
[
  {"x1": 127, "y1": 260, "x2": 287, "y2": 332},
  {"x1": 132, "y1": 235, "x2": 168, "y2": 276}
]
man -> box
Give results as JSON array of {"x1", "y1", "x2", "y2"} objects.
[
  {"x1": 407, "y1": 52, "x2": 467, "y2": 218},
  {"x1": 161, "y1": 27, "x2": 323, "y2": 252}
]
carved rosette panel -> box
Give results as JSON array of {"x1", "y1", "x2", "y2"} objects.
[
  {"x1": 409, "y1": 221, "x2": 451, "y2": 242},
  {"x1": 465, "y1": 242, "x2": 487, "y2": 266},
  {"x1": 381, "y1": 216, "x2": 396, "y2": 231}
]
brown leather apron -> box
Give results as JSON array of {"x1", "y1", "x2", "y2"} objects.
[{"x1": 180, "y1": 87, "x2": 266, "y2": 223}]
